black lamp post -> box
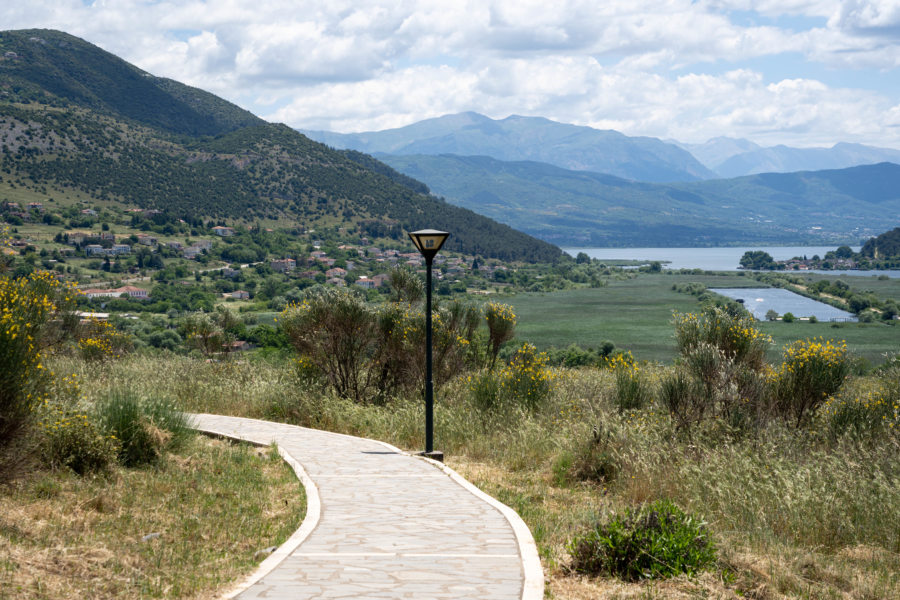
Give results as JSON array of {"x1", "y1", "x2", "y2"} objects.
[{"x1": 408, "y1": 228, "x2": 450, "y2": 461}]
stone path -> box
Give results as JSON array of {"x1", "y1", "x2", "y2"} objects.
[{"x1": 189, "y1": 414, "x2": 543, "y2": 600}]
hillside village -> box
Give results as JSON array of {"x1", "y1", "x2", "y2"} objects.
[{"x1": 1, "y1": 199, "x2": 515, "y2": 309}]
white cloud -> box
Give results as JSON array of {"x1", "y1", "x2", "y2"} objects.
[{"x1": 3, "y1": 0, "x2": 900, "y2": 148}]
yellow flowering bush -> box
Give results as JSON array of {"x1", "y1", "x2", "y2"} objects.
[
  {"x1": 1, "y1": 271, "x2": 77, "y2": 479},
  {"x1": 77, "y1": 318, "x2": 132, "y2": 361},
  {"x1": 773, "y1": 338, "x2": 851, "y2": 427},
  {"x1": 37, "y1": 400, "x2": 119, "y2": 474},
  {"x1": 485, "y1": 302, "x2": 516, "y2": 368},
  {"x1": 674, "y1": 307, "x2": 771, "y2": 371},
  {"x1": 820, "y1": 390, "x2": 900, "y2": 439},
  {"x1": 605, "y1": 352, "x2": 651, "y2": 412},
  {"x1": 498, "y1": 342, "x2": 555, "y2": 411}
]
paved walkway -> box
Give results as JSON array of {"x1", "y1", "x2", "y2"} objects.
[{"x1": 189, "y1": 414, "x2": 543, "y2": 600}]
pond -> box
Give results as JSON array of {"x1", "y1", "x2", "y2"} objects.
[{"x1": 709, "y1": 288, "x2": 857, "y2": 322}]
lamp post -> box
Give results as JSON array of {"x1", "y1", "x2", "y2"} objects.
[{"x1": 408, "y1": 228, "x2": 450, "y2": 461}]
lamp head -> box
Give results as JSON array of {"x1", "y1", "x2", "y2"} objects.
[{"x1": 408, "y1": 229, "x2": 449, "y2": 261}]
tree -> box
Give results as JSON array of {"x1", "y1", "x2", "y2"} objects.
[
  {"x1": 575, "y1": 252, "x2": 591, "y2": 264},
  {"x1": 739, "y1": 251, "x2": 778, "y2": 270},
  {"x1": 782, "y1": 312, "x2": 795, "y2": 323},
  {"x1": 834, "y1": 245, "x2": 854, "y2": 259},
  {"x1": 765, "y1": 309, "x2": 779, "y2": 321}
]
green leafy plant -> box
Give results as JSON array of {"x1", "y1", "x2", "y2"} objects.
[
  {"x1": 37, "y1": 401, "x2": 118, "y2": 475},
  {"x1": 94, "y1": 391, "x2": 189, "y2": 467},
  {"x1": 568, "y1": 499, "x2": 716, "y2": 581}
]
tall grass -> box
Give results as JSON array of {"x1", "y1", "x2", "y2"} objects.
[{"x1": 52, "y1": 350, "x2": 900, "y2": 598}]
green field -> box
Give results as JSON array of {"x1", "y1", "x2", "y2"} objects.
[{"x1": 507, "y1": 273, "x2": 899, "y2": 364}]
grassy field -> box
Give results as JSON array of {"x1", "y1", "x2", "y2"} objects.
[
  {"x1": 506, "y1": 273, "x2": 898, "y2": 365},
  {"x1": 50, "y1": 353, "x2": 900, "y2": 600},
  {"x1": 0, "y1": 434, "x2": 305, "y2": 600}
]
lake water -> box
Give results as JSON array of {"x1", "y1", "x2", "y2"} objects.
[
  {"x1": 562, "y1": 246, "x2": 899, "y2": 278},
  {"x1": 709, "y1": 288, "x2": 857, "y2": 322}
]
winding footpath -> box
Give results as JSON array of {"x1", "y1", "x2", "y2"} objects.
[{"x1": 190, "y1": 414, "x2": 543, "y2": 600}]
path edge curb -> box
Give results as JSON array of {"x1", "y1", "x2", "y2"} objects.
[
  {"x1": 364, "y1": 437, "x2": 545, "y2": 600},
  {"x1": 188, "y1": 415, "x2": 322, "y2": 600}
]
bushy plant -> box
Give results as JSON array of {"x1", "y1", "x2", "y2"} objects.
[
  {"x1": 281, "y1": 288, "x2": 482, "y2": 403},
  {"x1": 468, "y1": 369, "x2": 501, "y2": 413},
  {"x1": 606, "y1": 352, "x2": 650, "y2": 412},
  {"x1": 568, "y1": 500, "x2": 716, "y2": 581},
  {"x1": 667, "y1": 309, "x2": 775, "y2": 434},
  {"x1": 37, "y1": 401, "x2": 118, "y2": 474},
  {"x1": 821, "y1": 391, "x2": 899, "y2": 439},
  {"x1": 497, "y1": 342, "x2": 555, "y2": 411},
  {"x1": 674, "y1": 307, "x2": 771, "y2": 371},
  {"x1": 485, "y1": 302, "x2": 516, "y2": 368},
  {"x1": 0, "y1": 271, "x2": 77, "y2": 480},
  {"x1": 568, "y1": 424, "x2": 620, "y2": 485},
  {"x1": 773, "y1": 338, "x2": 851, "y2": 427},
  {"x1": 77, "y1": 317, "x2": 132, "y2": 360},
  {"x1": 94, "y1": 391, "x2": 189, "y2": 467}
]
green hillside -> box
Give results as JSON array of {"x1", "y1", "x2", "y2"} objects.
[
  {"x1": 378, "y1": 153, "x2": 900, "y2": 246},
  {"x1": 0, "y1": 29, "x2": 561, "y2": 263}
]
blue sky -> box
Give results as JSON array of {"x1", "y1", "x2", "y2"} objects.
[{"x1": 5, "y1": 1, "x2": 900, "y2": 148}]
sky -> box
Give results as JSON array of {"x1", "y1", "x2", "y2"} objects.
[{"x1": 5, "y1": 0, "x2": 900, "y2": 148}]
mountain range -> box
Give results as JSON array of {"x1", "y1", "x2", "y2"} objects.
[
  {"x1": 0, "y1": 29, "x2": 561, "y2": 263},
  {"x1": 303, "y1": 113, "x2": 900, "y2": 181},
  {"x1": 302, "y1": 112, "x2": 715, "y2": 183},
  {"x1": 677, "y1": 138, "x2": 900, "y2": 178},
  {"x1": 378, "y1": 154, "x2": 900, "y2": 246}
]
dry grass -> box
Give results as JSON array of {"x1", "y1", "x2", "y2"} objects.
[
  {"x1": 0, "y1": 435, "x2": 305, "y2": 600},
  {"x1": 45, "y1": 353, "x2": 900, "y2": 599}
]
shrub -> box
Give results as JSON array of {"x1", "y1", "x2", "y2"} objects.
[
  {"x1": 485, "y1": 302, "x2": 516, "y2": 368},
  {"x1": 94, "y1": 391, "x2": 189, "y2": 467},
  {"x1": 77, "y1": 318, "x2": 132, "y2": 360},
  {"x1": 568, "y1": 500, "x2": 716, "y2": 581},
  {"x1": 468, "y1": 369, "x2": 501, "y2": 413},
  {"x1": 0, "y1": 271, "x2": 77, "y2": 481},
  {"x1": 674, "y1": 307, "x2": 771, "y2": 371},
  {"x1": 568, "y1": 424, "x2": 620, "y2": 485},
  {"x1": 497, "y1": 343, "x2": 555, "y2": 411},
  {"x1": 37, "y1": 402, "x2": 118, "y2": 475},
  {"x1": 279, "y1": 289, "x2": 376, "y2": 402},
  {"x1": 606, "y1": 352, "x2": 650, "y2": 412},
  {"x1": 668, "y1": 310, "x2": 775, "y2": 433},
  {"x1": 773, "y1": 338, "x2": 851, "y2": 427},
  {"x1": 782, "y1": 312, "x2": 795, "y2": 323},
  {"x1": 820, "y1": 388, "x2": 899, "y2": 439}
]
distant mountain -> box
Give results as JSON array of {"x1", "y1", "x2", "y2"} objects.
[
  {"x1": 379, "y1": 153, "x2": 900, "y2": 246},
  {"x1": 302, "y1": 112, "x2": 715, "y2": 183},
  {"x1": 0, "y1": 29, "x2": 561, "y2": 263},
  {"x1": 678, "y1": 137, "x2": 900, "y2": 177},
  {"x1": 674, "y1": 137, "x2": 761, "y2": 170}
]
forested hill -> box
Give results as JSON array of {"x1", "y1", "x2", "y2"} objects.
[
  {"x1": 861, "y1": 227, "x2": 900, "y2": 260},
  {"x1": 0, "y1": 29, "x2": 561, "y2": 262}
]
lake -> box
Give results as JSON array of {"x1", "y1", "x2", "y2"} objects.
[
  {"x1": 562, "y1": 246, "x2": 899, "y2": 278},
  {"x1": 709, "y1": 288, "x2": 857, "y2": 322}
]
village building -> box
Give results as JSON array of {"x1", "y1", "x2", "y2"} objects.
[
  {"x1": 325, "y1": 267, "x2": 347, "y2": 279},
  {"x1": 271, "y1": 258, "x2": 297, "y2": 272},
  {"x1": 81, "y1": 286, "x2": 150, "y2": 299},
  {"x1": 212, "y1": 226, "x2": 236, "y2": 236}
]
